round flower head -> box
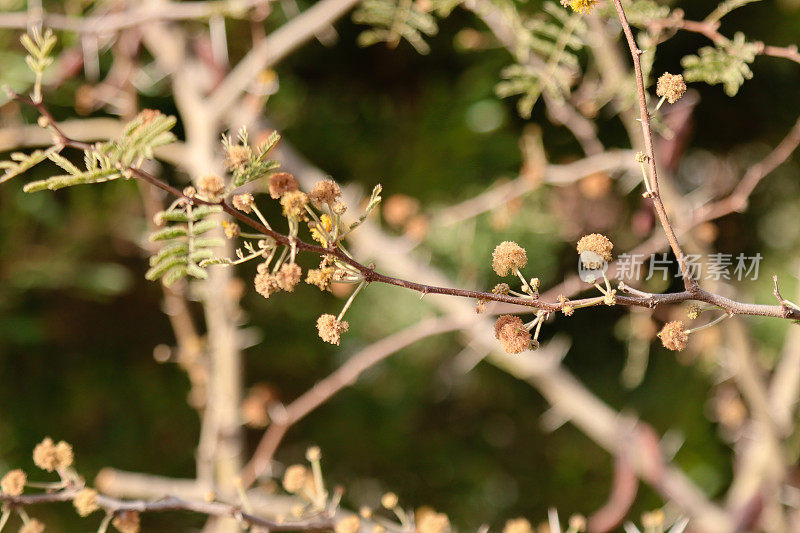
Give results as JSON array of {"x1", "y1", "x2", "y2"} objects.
[
  {"x1": 280, "y1": 190, "x2": 309, "y2": 219},
  {"x1": 576, "y1": 233, "x2": 613, "y2": 268},
  {"x1": 225, "y1": 144, "x2": 251, "y2": 170},
  {"x1": 197, "y1": 175, "x2": 225, "y2": 201},
  {"x1": 33, "y1": 437, "x2": 73, "y2": 472},
  {"x1": 1, "y1": 469, "x2": 26, "y2": 496},
  {"x1": 561, "y1": 0, "x2": 598, "y2": 14},
  {"x1": 269, "y1": 172, "x2": 299, "y2": 199},
  {"x1": 417, "y1": 511, "x2": 450, "y2": 533},
  {"x1": 282, "y1": 464, "x2": 308, "y2": 493},
  {"x1": 276, "y1": 263, "x2": 303, "y2": 292},
  {"x1": 656, "y1": 73, "x2": 687, "y2": 104},
  {"x1": 74, "y1": 488, "x2": 100, "y2": 517},
  {"x1": 494, "y1": 315, "x2": 531, "y2": 354},
  {"x1": 254, "y1": 268, "x2": 281, "y2": 299},
  {"x1": 309, "y1": 179, "x2": 342, "y2": 207},
  {"x1": 492, "y1": 241, "x2": 528, "y2": 277},
  {"x1": 317, "y1": 314, "x2": 350, "y2": 345},
  {"x1": 659, "y1": 320, "x2": 689, "y2": 351},
  {"x1": 232, "y1": 193, "x2": 254, "y2": 213},
  {"x1": 335, "y1": 516, "x2": 361, "y2": 533},
  {"x1": 502, "y1": 518, "x2": 533, "y2": 533}
]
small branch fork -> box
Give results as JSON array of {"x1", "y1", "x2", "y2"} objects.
[
  {"x1": 0, "y1": 487, "x2": 333, "y2": 531},
  {"x1": 8, "y1": 90, "x2": 800, "y2": 321}
]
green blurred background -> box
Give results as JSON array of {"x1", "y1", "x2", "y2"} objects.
[{"x1": 1, "y1": 0, "x2": 800, "y2": 530}]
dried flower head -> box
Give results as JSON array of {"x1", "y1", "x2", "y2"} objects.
[
  {"x1": 317, "y1": 314, "x2": 349, "y2": 345},
  {"x1": 604, "y1": 289, "x2": 617, "y2": 306},
  {"x1": 19, "y1": 519, "x2": 45, "y2": 533},
  {"x1": 277, "y1": 263, "x2": 303, "y2": 292},
  {"x1": 502, "y1": 518, "x2": 533, "y2": 533},
  {"x1": 560, "y1": 0, "x2": 598, "y2": 14},
  {"x1": 33, "y1": 438, "x2": 73, "y2": 472},
  {"x1": 381, "y1": 492, "x2": 399, "y2": 509},
  {"x1": 417, "y1": 511, "x2": 450, "y2": 533},
  {"x1": 74, "y1": 488, "x2": 100, "y2": 517},
  {"x1": 492, "y1": 241, "x2": 528, "y2": 277},
  {"x1": 335, "y1": 515, "x2": 361, "y2": 533},
  {"x1": 1, "y1": 469, "x2": 26, "y2": 496},
  {"x1": 656, "y1": 73, "x2": 687, "y2": 104},
  {"x1": 494, "y1": 315, "x2": 531, "y2": 354},
  {"x1": 282, "y1": 465, "x2": 308, "y2": 493},
  {"x1": 576, "y1": 233, "x2": 613, "y2": 267},
  {"x1": 281, "y1": 190, "x2": 309, "y2": 219},
  {"x1": 687, "y1": 304, "x2": 701, "y2": 320},
  {"x1": 112, "y1": 510, "x2": 140, "y2": 533},
  {"x1": 306, "y1": 266, "x2": 335, "y2": 291},
  {"x1": 197, "y1": 175, "x2": 225, "y2": 201},
  {"x1": 232, "y1": 193, "x2": 254, "y2": 213},
  {"x1": 659, "y1": 320, "x2": 689, "y2": 351},
  {"x1": 269, "y1": 172, "x2": 299, "y2": 199},
  {"x1": 255, "y1": 267, "x2": 281, "y2": 299},
  {"x1": 309, "y1": 180, "x2": 342, "y2": 207},
  {"x1": 634, "y1": 151, "x2": 648, "y2": 163},
  {"x1": 225, "y1": 144, "x2": 251, "y2": 171}
]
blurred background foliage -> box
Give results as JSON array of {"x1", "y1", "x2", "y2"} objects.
[{"x1": 1, "y1": 0, "x2": 800, "y2": 530}]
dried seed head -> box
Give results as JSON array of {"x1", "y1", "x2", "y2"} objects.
[
  {"x1": 335, "y1": 516, "x2": 361, "y2": 533},
  {"x1": 19, "y1": 519, "x2": 45, "y2": 533},
  {"x1": 232, "y1": 193, "x2": 254, "y2": 213},
  {"x1": 112, "y1": 510, "x2": 140, "y2": 533},
  {"x1": 687, "y1": 304, "x2": 701, "y2": 320},
  {"x1": 576, "y1": 233, "x2": 614, "y2": 267},
  {"x1": 269, "y1": 172, "x2": 299, "y2": 199},
  {"x1": 494, "y1": 315, "x2": 531, "y2": 354},
  {"x1": 276, "y1": 263, "x2": 303, "y2": 292},
  {"x1": 656, "y1": 73, "x2": 687, "y2": 104},
  {"x1": 659, "y1": 320, "x2": 689, "y2": 351},
  {"x1": 492, "y1": 241, "x2": 528, "y2": 277},
  {"x1": 316, "y1": 314, "x2": 349, "y2": 345},
  {"x1": 282, "y1": 465, "x2": 308, "y2": 493},
  {"x1": 280, "y1": 190, "x2": 309, "y2": 219},
  {"x1": 74, "y1": 488, "x2": 100, "y2": 517},
  {"x1": 197, "y1": 175, "x2": 225, "y2": 201},
  {"x1": 502, "y1": 518, "x2": 533, "y2": 533},
  {"x1": 309, "y1": 180, "x2": 342, "y2": 207},
  {"x1": 1, "y1": 469, "x2": 26, "y2": 496}
]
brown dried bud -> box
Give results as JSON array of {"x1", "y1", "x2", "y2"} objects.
[
  {"x1": 1, "y1": 469, "x2": 26, "y2": 496},
  {"x1": 316, "y1": 314, "x2": 349, "y2": 345},
  {"x1": 197, "y1": 175, "x2": 225, "y2": 201},
  {"x1": 309, "y1": 180, "x2": 342, "y2": 207},
  {"x1": 269, "y1": 172, "x2": 299, "y2": 199},
  {"x1": 576, "y1": 233, "x2": 613, "y2": 267},
  {"x1": 276, "y1": 263, "x2": 302, "y2": 292},
  {"x1": 33, "y1": 438, "x2": 73, "y2": 472},
  {"x1": 74, "y1": 488, "x2": 100, "y2": 517},
  {"x1": 232, "y1": 193, "x2": 255, "y2": 213}
]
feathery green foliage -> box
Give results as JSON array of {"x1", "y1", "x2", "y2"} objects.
[
  {"x1": 222, "y1": 128, "x2": 281, "y2": 189},
  {"x1": 22, "y1": 109, "x2": 177, "y2": 192},
  {"x1": 20, "y1": 27, "x2": 56, "y2": 102},
  {"x1": 146, "y1": 204, "x2": 225, "y2": 286},
  {"x1": 353, "y1": 0, "x2": 440, "y2": 54},
  {"x1": 495, "y1": 2, "x2": 586, "y2": 118},
  {"x1": 681, "y1": 32, "x2": 759, "y2": 96}
]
